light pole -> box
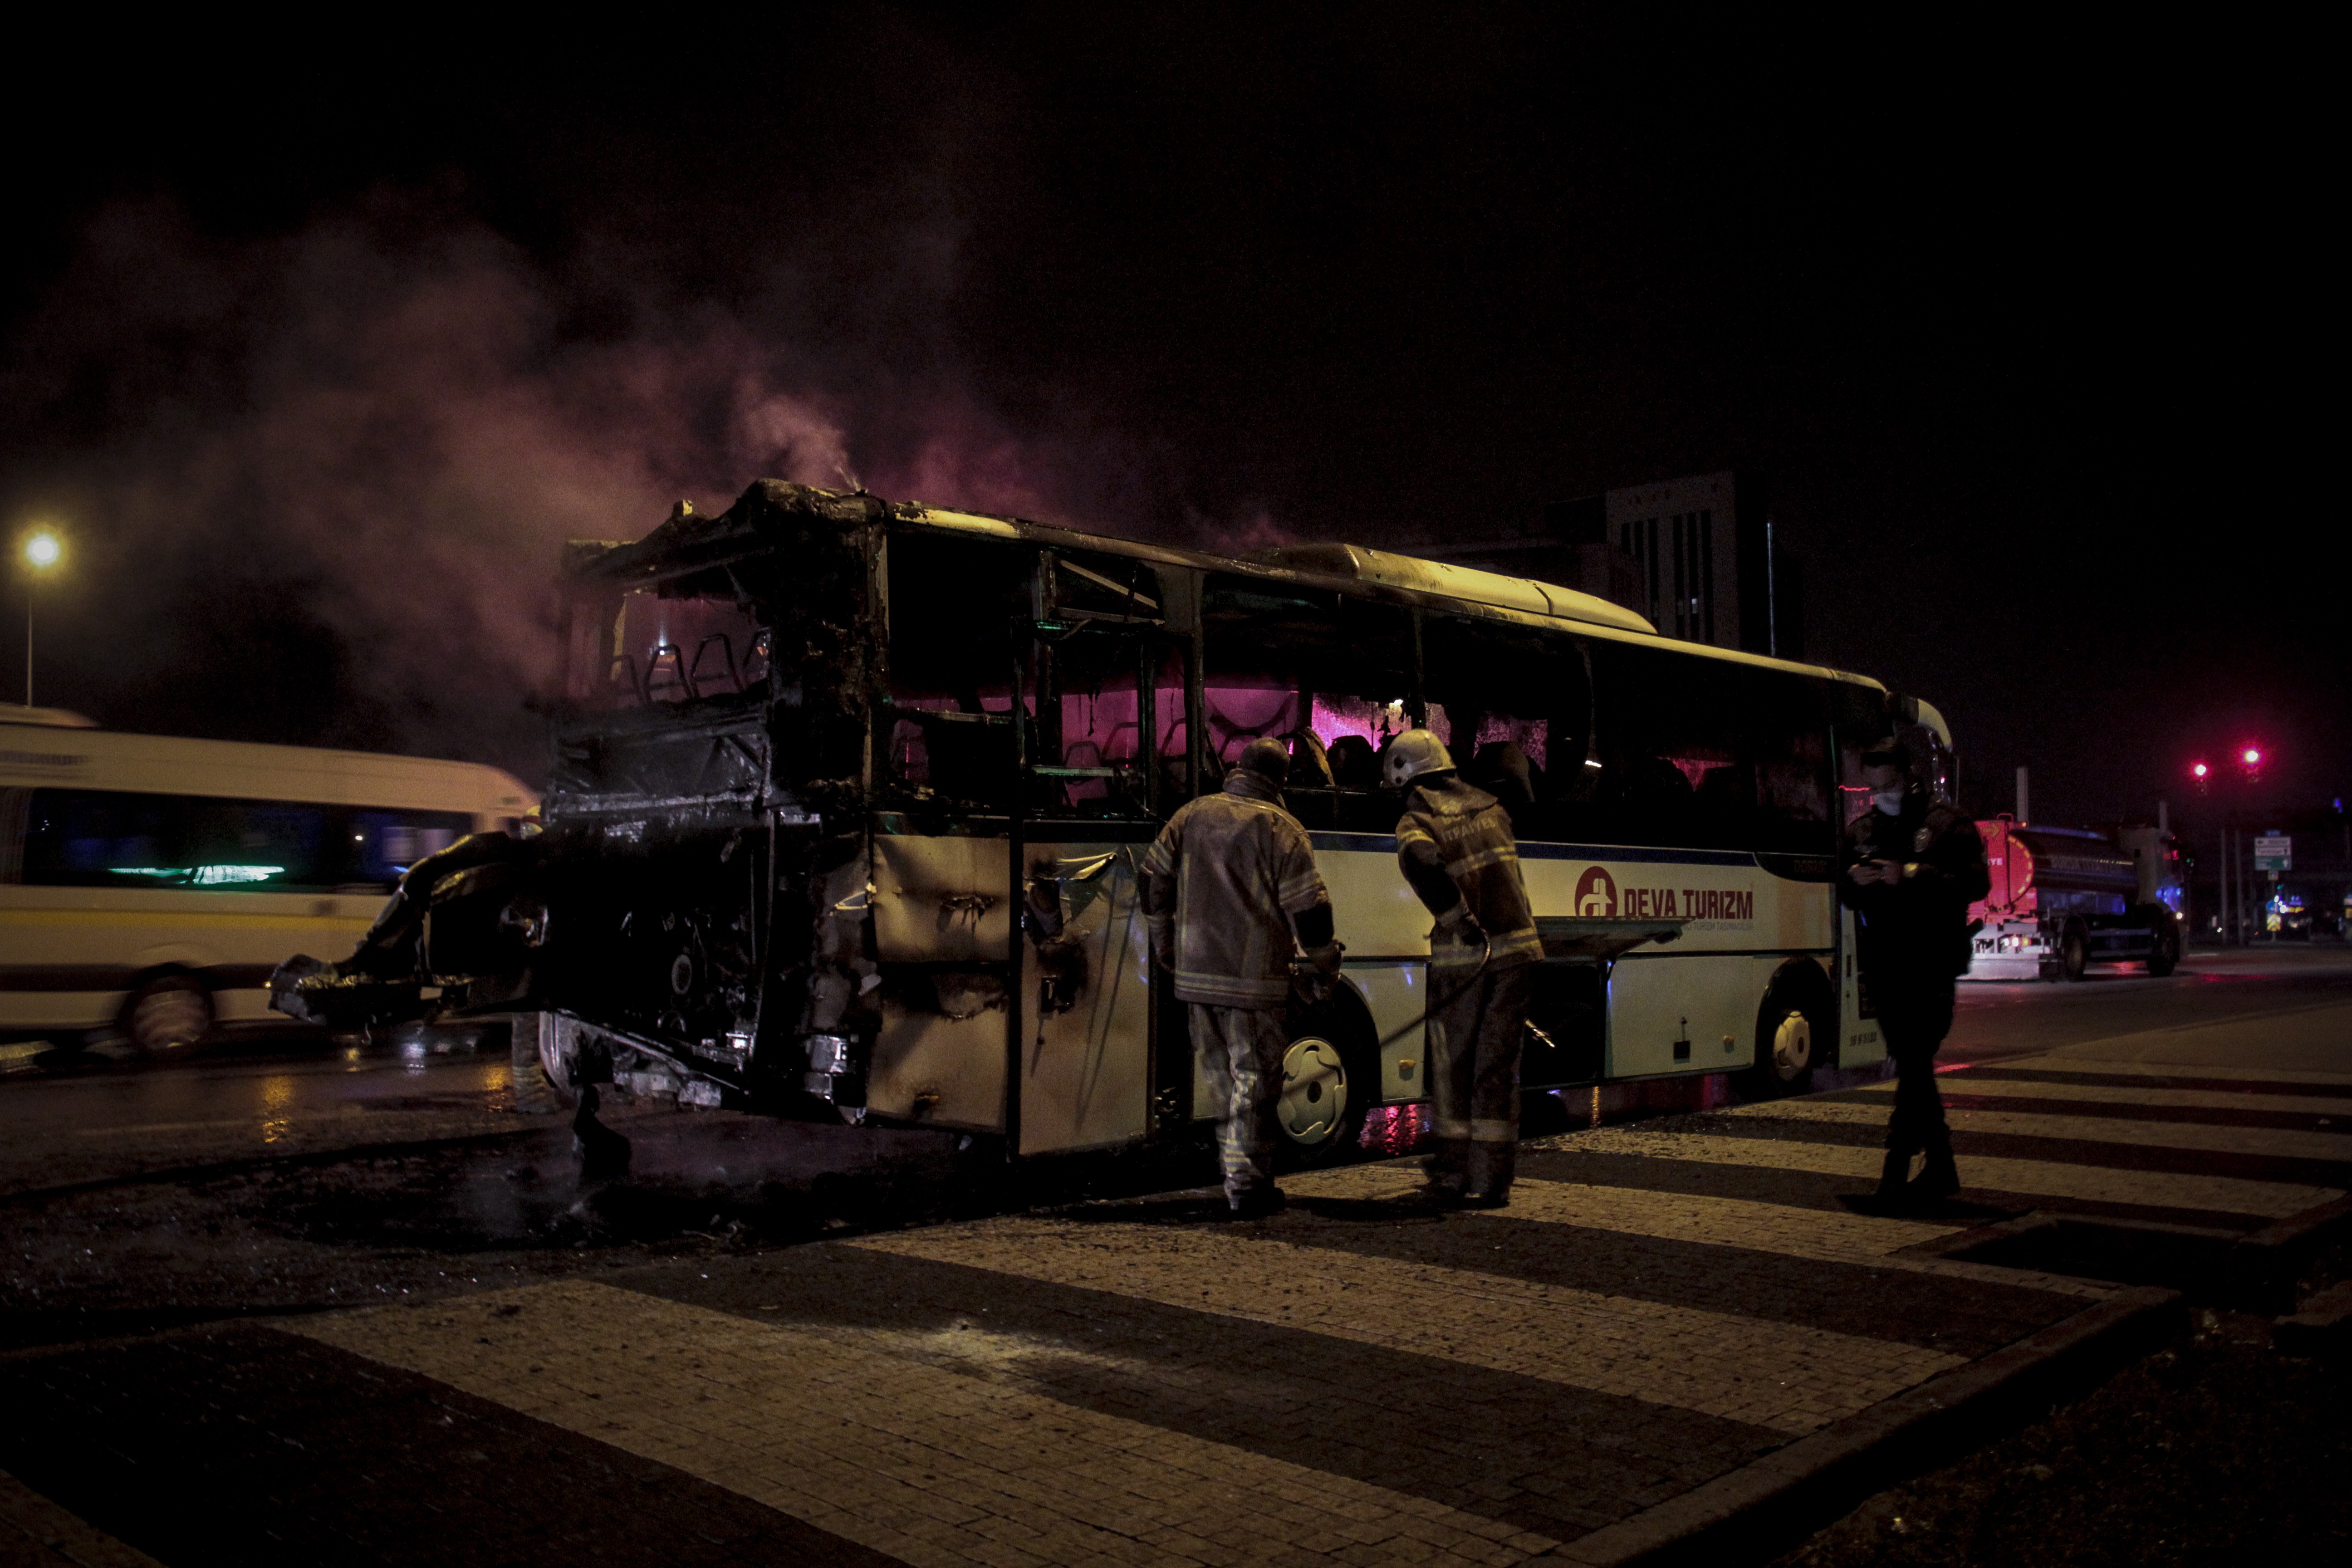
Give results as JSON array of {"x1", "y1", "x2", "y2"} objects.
[{"x1": 18, "y1": 525, "x2": 64, "y2": 709}]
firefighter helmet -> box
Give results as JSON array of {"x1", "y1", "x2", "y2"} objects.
[{"x1": 1382, "y1": 729, "x2": 1455, "y2": 788}]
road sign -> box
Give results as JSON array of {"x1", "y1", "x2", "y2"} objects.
[{"x1": 2255, "y1": 834, "x2": 2292, "y2": 871}]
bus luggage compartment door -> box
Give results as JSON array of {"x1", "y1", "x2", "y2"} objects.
[
  {"x1": 1604, "y1": 953, "x2": 1769, "y2": 1078},
  {"x1": 1017, "y1": 843, "x2": 1152, "y2": 1156},
  {"x1": 1522, "y1": 962, "x2": 1606, "y2": 1087},
  {"x1": 867, "y1": 833, "x2": 1014, "y2": 1131}
]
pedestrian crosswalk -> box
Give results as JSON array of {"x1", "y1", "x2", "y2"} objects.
[
  {"x1": 1727, "y1": 1096, "x2": 2352, "y2": 1163},
  {"x1": 857, "y1": 1215, "x2": 1966, "y2": 1432},
  {"x1": 1556, "y1": 1125, "x2": 2337, "y2": 1218},
  {"x1": 265, "y1": 1039, "x2": 2352, "y2": 1568},
  {"x1": 295, "y1": 1279, "x2": 1557, "y2": 1568}
]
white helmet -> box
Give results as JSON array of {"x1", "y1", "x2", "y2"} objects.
[{"x1": 1382, "y1": 728, "x2": 1455, "y2": 789}]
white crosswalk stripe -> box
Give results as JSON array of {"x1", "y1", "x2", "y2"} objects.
[
  {"x1": 1555, "y1": 1125, "x2": 2337, "y2": 1218},
  {"x1": 1849, "y1": 1076, "x2": 2352, "y2": 1117},
  {"x1": 1286, "y1": 1165, "x2": 2117, "y2": 1298},
  {"x1": 1724, "y1": 1097, "x2": 2352, "y2": 1163}
]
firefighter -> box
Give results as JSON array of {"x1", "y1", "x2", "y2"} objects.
[
  {"x1": 1841, "y1": 736, "x2": 1990, "y2": 1209},
  {"x1": 1141, "y1": 736, "x2": 1343, "y2": 1218},
  {"x1": 1387, "y1": 728, "x2": 1543, "y2": 1206}
]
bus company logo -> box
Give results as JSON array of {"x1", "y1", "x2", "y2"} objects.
[{"x1": 1573, "y1": 863, "x2": 1756, "y2": 924}]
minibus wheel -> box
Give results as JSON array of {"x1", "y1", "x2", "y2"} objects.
[{"x1": 122, "y1": 974, "x2": 212, "y2": 1055}]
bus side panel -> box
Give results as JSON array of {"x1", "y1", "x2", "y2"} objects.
[
  {"x1": 1018, "y1": 843, "x2": 1152, "y2": 1156},
  {"x1": 868, "y1": 833, "x2": 1014, "y2": 1132},
  {"x1": 872, "y1": 835, "x2": 1014, "y2": 962},
  {"x1": 1311, "y1": 840, "x2": 1433, "y2": 961},
  {"x1": 1605, "y1": 953, "x2": 1771, "y2": 1078},
  {"x1": 1345, "y1": 962, "x2": 1429, "y2": 1102},
  {"x1": 1837, "y1": 906, "x2": 1886, "y2": 1067},
  {"x1": 868, "y1": 1003, "x2": 1008, "y2": 1132},
  {"x1": 1517, "y1": 851, "x2": 1825, "y2": 953}
]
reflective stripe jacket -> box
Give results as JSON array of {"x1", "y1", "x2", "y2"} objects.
[
  {"x1": 1141, "y1": 772, "x2": 1330, "y2": 1006},
  {"x1": 1396, "y1": 776, "x2": 1542, "y2": 970}
]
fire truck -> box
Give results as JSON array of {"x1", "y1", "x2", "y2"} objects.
[{"x1": 1966, "y1": 819, "x2": 2183, "y2": 981}]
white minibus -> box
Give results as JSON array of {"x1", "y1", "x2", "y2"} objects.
[{"x1": 1, "y1": 708, "x2": 534, "y2": 1052}]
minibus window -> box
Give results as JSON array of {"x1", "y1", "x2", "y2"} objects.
[{"x1": 22, "y1": 791, "x2": 480, "y2": 892}]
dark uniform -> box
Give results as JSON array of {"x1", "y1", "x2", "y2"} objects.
[{"x1": 1839, "y1": 784, "x2": 1989, "y2": 1201}]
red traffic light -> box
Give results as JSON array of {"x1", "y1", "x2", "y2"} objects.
[
  {"x1": 2243, "y1": 747, "x2": 2262, "y2": 767},
  {"x1": 2192, "y1": 762, "x2": 2210, "y2": 779}
]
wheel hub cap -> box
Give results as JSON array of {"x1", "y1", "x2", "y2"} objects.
[
  {"x1": 1278, "y1": 1037, "x2": 1348, "y2": 1145},
  {"x1": 1772, "y1": 1011, "x2": 1811, "y2": 1078}
]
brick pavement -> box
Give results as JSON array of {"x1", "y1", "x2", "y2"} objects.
[{"x1": 4, "y1": 1038, "x2": 2346, "y2": 1565}]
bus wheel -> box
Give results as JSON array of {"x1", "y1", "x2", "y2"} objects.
[
  {"x1": 1274, "y1": 991, "x2": 1377, "y2": 1170},
  {"x1": 1739, "y1": 974, "x2": 1827, "y2": 1100},
  {"x1": 2146, "y1": 915, "x2": 2180, "y2": 977},
  {"x1": 122, "y1": 974, "x2": 212, "y2": 1055},
  {"x1": 531, "y1": 1012, "x2": 582, "y2": 1110},
  {"x1": 2061, "y1": 925, "x2": 2090, "y2": 982}
]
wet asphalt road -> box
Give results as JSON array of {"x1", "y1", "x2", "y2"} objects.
[{"x1": 2, "y1": 943, "x2": 2347, "y2": 1355}]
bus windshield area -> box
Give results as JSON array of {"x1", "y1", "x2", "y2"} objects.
[{"x1": 563, "y1": 588, "x2": 771, "y2": 712}]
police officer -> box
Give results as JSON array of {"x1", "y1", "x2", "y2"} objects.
[
  {"x1": 1841, "y1": 736, "x2": 1990, "y2": 1209},
  {"x1": 1142, "y1": 737, "x2": 1343, "y2": 1218},
  {"x1": 1387, "y1": 729, "x2": 1543, "y2": 1206}
]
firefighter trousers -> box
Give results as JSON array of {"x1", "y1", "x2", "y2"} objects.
[
  {"x1": 1426, "y1": 961, "x2": 1535, "y2": 1199},
  {"x1": 1189, "y1": 1004, "x2": 1289, "y2": 1198}
]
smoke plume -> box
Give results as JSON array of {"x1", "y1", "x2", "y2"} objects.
[{"x1": 1, "y1": 198, "x2": 1254, "y2": 778}]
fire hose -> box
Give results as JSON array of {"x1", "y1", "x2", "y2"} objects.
[
  {"x1": 1289, "y1": 930, "x2": 1495, "y2": 1050},
  {"x1": 1370, "y1": 931, "x2": 1494, "y2": 1050}
]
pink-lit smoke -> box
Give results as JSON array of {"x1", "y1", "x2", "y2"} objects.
[{"x1": 3, "y1": 199, "x2": 1284, "y2": 774}]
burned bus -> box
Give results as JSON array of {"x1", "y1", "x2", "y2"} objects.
[{"x1": 275, "y1": 479, "x2": 1934, "y2": 1162}]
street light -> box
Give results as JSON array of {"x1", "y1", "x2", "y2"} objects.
[{"x1": 17, "y1": 524, "x2": 65, "y2": 709}]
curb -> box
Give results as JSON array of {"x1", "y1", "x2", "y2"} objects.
[
  {"x1": 2274, "y1": 1278, "x2": 2352, "y2": 1357},
  {"x1": 2229, "y1": 1194, "x2": 2352, "y2": 1312},
  {"x1": 1545, "y1": 1284, "x2": 2181, "y2": 1568}
]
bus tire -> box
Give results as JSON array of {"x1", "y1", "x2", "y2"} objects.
[
  {"x1": 1739, "y1": 966, "x2": 1831, "y2": 1100},
  {"x1": 2145, "y1": 911, "x2": 2180, "y2": 977},
  {"x1": 531, "y1": 1011, "x2": 582, "y2": 1110},
  {"x1": 1273, "y1": 984, "x2": 1378, "y2": 1171},
  {"x1": 121, "y1": 972, "x2": 213, "y2": 1055},
  {"x1": 2060, "y1": 923, "x2": 2090, "y2": 982}
]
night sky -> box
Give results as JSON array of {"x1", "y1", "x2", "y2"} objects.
[{"x1": 0, "y1": 7, "x2": 2333, "y2": 832}]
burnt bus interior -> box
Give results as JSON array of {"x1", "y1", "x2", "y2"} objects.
[{"x1": 276, "y1": 479, "x2": 1906, "y2": 1148}]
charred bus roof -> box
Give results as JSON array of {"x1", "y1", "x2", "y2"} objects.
[{"x1": 564, "y1": 478, "x2": 1886, "y2": 696}]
